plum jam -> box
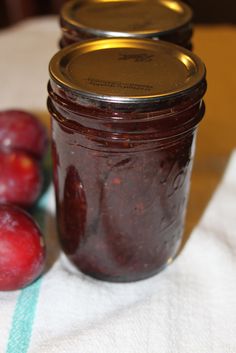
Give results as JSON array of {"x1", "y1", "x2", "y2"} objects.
[
  {"x1": 48, "y1": 38, "x2": 206, "y2": 282},
  {"x1": 60, "y1": 0, "x2": 193, "y2": 49}
]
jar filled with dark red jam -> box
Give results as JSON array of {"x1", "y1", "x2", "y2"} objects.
[
  {"x1": 60, "y1": 0, "x2": 193, "y2": 49},
  {"x1": 48, "y1": 38, "x2": 206, "y2": 282}
]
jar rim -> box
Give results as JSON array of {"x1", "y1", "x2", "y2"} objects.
[
  {"x1": 61, "y1": 0, "x2": 193, "y2": 38},
  {"x1": 49, "y1": 38, "x2": 206, "y2": 110}
]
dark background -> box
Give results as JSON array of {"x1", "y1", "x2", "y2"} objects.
[{"x1": 1, "y1": 0, "x2": 236, "y2": 28}]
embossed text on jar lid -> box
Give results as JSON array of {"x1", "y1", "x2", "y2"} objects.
[
  {"x1": 49, "y1": 38, "x2": 206, "y2": 106},
  {"x1": 61, "y1": 0, "x2": 192, "y2": 38}
]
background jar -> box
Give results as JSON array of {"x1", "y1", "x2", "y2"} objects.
[
  {"x1": 60, "y1": 0, "x2": 193, "y2": 49},
  {"x1": 48, "y1": 38, "x2": 206, "y2": 282}
]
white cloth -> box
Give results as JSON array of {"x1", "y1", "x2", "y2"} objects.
[
  {"x1": 0, "y1": 18, "x2": 236, "y2": 353},
  {"x1": 0, "y1": 17, "x2": 58, "y2": 111}
]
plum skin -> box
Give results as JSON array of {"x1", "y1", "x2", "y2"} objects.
[
  {"x1": 0, "y1": 149, "x2": 43, "y2": 208},
  {"x1": 0, "y1": 204, "x2": 46, "y2": 291},
  {"x1": 0, "y1": 110, "x2": 48, "y2": 159}
]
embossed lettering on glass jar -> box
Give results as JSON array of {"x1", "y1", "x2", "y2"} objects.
[
  {"x1": 48, "y1": 39, "x2": 206, "y2": 282},
  {"x1": 60, "y1": 0, "x2": 193, "y2": 49}
]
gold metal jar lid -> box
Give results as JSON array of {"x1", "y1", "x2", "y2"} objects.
[
  {"x1": 49, "y1": 38, "x2": 206, "y2": 107},
  {"x1": 61, "y1": 0, "x2": 192, "y2": 39}
]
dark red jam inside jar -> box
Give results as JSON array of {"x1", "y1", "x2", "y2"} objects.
[
  {"x1": 48, "y1": 38, "x2": 206, "y2": 282},
  {"x1": 60, "y1": 0, "x2": 193, "y2": 49}
]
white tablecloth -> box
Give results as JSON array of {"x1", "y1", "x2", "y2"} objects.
[{"x1": 0, "y1": 17, "x2": 58, "y2": 112}]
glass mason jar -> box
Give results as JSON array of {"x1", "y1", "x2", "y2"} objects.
[
  {"x1": 48, "y1": 38, "x2": 206, "y2": 282},
  {"x1": 60, "y1": 0, "x2": 193, "y2": 49}
]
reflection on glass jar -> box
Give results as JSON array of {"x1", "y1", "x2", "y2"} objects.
[
  {"x1": 60, "y1": 0, "x2": 193, "y2": 49},
  {"x1": 48, "y1": 38, "x2": 206, "y2": 282}
]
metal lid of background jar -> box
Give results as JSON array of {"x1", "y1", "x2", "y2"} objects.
[
  {"x1": 49, "y1": 38, "x2": 206, "y2": 106},
  {"x1": 61, "y1": 0, "x2": 192, "y2": 38}
]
